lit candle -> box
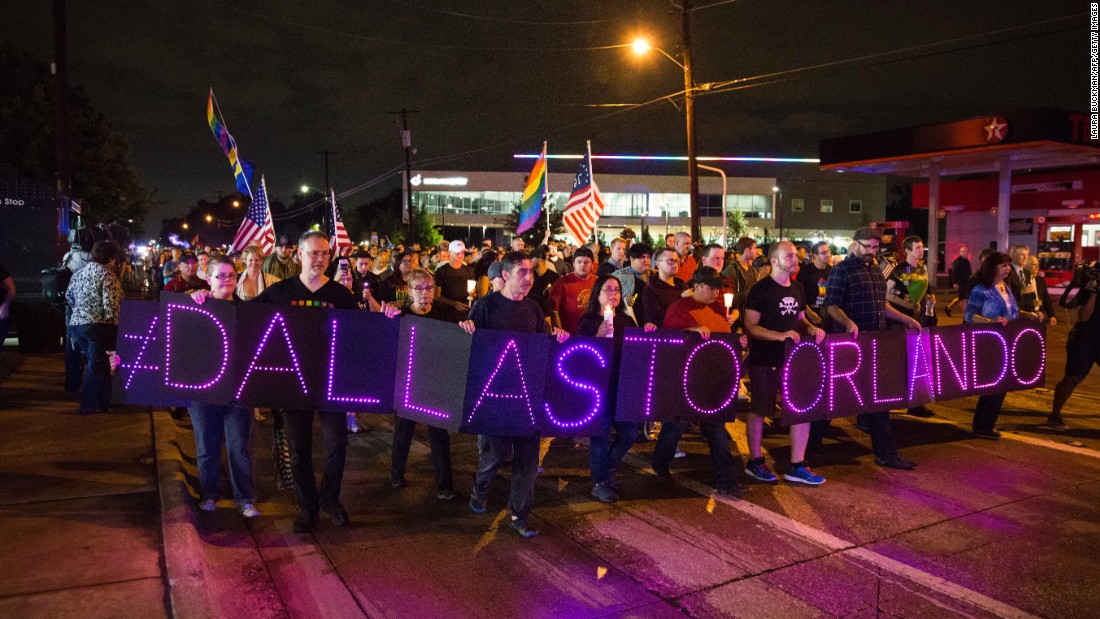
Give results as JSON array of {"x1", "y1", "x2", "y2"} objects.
[
  {"x1": 603, "y1": 305, "x2": 614, "y2": 322},
  {"x1": 466, "y1": 280, "x2": 476, "y2": 295},
  {"x1": 723, "y1": 293, "x2": 734, "y2": 308}
]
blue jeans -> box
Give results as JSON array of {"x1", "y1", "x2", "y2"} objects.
[
  {"x1": 63, "y1": 307, "x2": 85, "y2": 392},
  {"x1": 391, "y1": 417, "x2": 454, "y2": 493},
  {"x1": 472, "y1": 434, "x2": 540, "y2": 523},
  {"x1": 69, "y1": 323, "x2": 117, "y2": 413},
  {"x1": 589, "y1": 415, "x2": 640, "y2": 485},
  {"x1": 0, "y1": 316, "x2": 10, "y2": 349},
  {"x1": 652, "y1": 420, "x2": 737, "y2": 492},
  {"x1": 282, "y1": 410, "x2": 348, "y2": 513},
  {"x1": 188, "y1": 403, "x2": 255, "y2": 505}
]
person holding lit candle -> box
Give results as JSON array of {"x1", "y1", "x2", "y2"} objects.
[{"x1": 576, "y1": 275, "x2": 639, "y2": 502}]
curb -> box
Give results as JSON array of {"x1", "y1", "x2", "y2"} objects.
[{"x1": 152, "y1": 408, "x2": 287, "y2": 619}]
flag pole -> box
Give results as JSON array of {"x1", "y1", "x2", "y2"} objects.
[
  {"x1": 541, "y1": 141, "x2": 550, "y2": 247},
  {"x1": 588, "y1": 140, "x2": 597, "y2": 246}
]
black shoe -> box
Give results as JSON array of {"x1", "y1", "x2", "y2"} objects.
[
  {"x1": 944, "y1": 305, "x2": 953, "y2": 318},
  {"x1": 717, "y1": 483, "x2": 750, "y2": 498},
  {"x1": 292, "y1": 510, "x2": 319, "y2": 533},
  {"x1": 653, "y1": 467, "x2": 673, "y2": 481},
  {"x1": 908, "y1": 406, "x2": 935, "y2": 418},
  {"x1": 855, "y1": 423, "x2": 872, "y2": 433},
  {"x1": 1045, "y1": 416, "x2": 1069, "y2": 430},
  {"x1": 509, "y1": 520, "x2": 539, "y2": 538},
  {"x1": 322, "y1": 503, "x2": 349, "y2": 527},
  {"x1": 874, "y1": 455, "x2": 916, "y2": 470},
  {"x1": 591, "y1": 482, "x2": 619, "y2": 503},
  {"x1": 436, "y1": 488, "x2": 459, "y2": 501},
  {"x1": 390, "y1": 475, "x2": 407, "y2": 488},
  {"x1": 974, "y1": 429, "x2": 1002, "y2": 440},
  {"x1": 469, "y1": 495, "x2": 487, "y2": 514}
]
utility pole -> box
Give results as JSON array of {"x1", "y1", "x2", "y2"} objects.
[
  {"x1": 52, "y1": 0, "x2": 73, "y2": 203},
  {"x1": 315, "y1": 149, "x2": 336, "y2": 233},
  {"x1": 387, "y1": 108, "x2": 419, "y2": 243},
  {"x1": 681, "y1": 0, "x2": 701, "y2": 242}
]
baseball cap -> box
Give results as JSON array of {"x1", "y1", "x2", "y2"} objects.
[
  {"x1": 487, "y1": 261, "x2": 504, "y2": 280},
  {"x1": 276, "y1": 234, "x2": 294, "y2": 247},
  {"x1": 691, "y1": 266, "x2": 723, "y2": 289},
  {"x1": 180, "y1": 251, "x2": 198, "y2": 263},
  {"x1": 853, "y1": 227, "x2": 883, "y2": 242},
  {"x1": 448, "y1": 240, "x2": 466, "y2": 254}
]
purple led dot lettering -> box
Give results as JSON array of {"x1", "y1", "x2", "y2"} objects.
[
  {"x1": 235, "y1": 312, "x2": 309, "y2": 400},
  {"x1": 828, "y1": 339, "x2": 864, "y2": 412},
  {"x1": 544, "y1": 343, "x2": 607, "y2": 428},
  {"x1": 465, "y1": 339, "x2": 536, "y2": 427},
  {"x1": 326, "y1": 319, "x2": 380, "y2": 405},
  {"x1": 682, "y1": 339, "x2": 739, "y2": 414},
  {"x1": 869, "y1": 338, "x2": 904, "y2": 405},
  {"x1": 401, "y1": 325, "x2": 449, "y2": 419},
  {"x1": 906, "y1": 334, "x2": 933, "y2": 402},
  {"x1": 164, "y1": 304, "x2": 229, "y2": 390},
  {"x1": 121, "y1": 315, "x2": 161, "y2": 390},
  {"x1": 782, "y1": 341, "x2": 824, "y2": 414},
  {"x1": 1010, "y1": 328, "x2": 1045, "y2": 385},
  {"x1": 970, "y1": 329, "x2": 1008, "y2": 390},
  {"x1": 624, "y1": 334, "x2": 685, "y2": 418},
  {"x1": 932, "y1": 333, "x2": 968, "y2": 395}
]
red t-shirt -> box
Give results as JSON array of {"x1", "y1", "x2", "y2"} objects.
[
  {"x1": 663, "y1": 297, "x2": 731, "y2": 334},
  {"x1": 547, "y1": 273, "x2": 596, "y2": 334},
  {"x1": 679, "y1": 254, "x2": 698, "y2": 282}
]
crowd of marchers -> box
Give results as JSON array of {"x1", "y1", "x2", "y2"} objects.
[{"x1": 43, "y1": 225, "x2": 1099, "y2": 539}]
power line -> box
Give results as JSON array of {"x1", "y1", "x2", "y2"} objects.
[{"x1": 388, "y1": 0, "x2": 625, "y2": 25}]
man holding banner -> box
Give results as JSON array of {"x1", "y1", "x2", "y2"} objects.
[
  {"x1": 743, "y1": 242, "x2": 827, "y2": 485},
  {"x1": 460, "y1": 251, "x2": 569, "y2": 538},
  {"x1": 824, "y1": 227, "x2": 922, "y2": 470}
]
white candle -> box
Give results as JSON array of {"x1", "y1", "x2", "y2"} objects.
[
  {"x1": 723, "y1": 293, "x2": 734, "y2": 308},
  {"x1": 466, "y1": 280, "x2": 476, "y2": 294},
  {"x1": 603, "y1": 305, "x2": 614, "y2": 322}
]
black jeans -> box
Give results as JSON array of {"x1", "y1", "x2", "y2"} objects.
[
  {"x1": 857, "y1": 411, "x2": 897, "y2": 460},
  {"x1": 589, "y1": 413, "x2": 640, "y2": 485},
  {"x1": 391, "y1": 417, "x2": 454, "y2": 493},
  {"x1": 973, "y1": 392, "x2": 1006, "y2": 434},
  {"x1": 281, "y1": 409, "x2": 348, "y2": 513},
  {"x1": 69, "y1": 323, "x2": 117, "y2": 413},
  {"x1": 472, "y1": 434, "x2": 540, "y2": 523},
  {"x1": 652, "y1": 420, "x2": 737, "y2": 492}
]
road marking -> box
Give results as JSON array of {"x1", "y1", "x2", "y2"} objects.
[
  {"x1": 619, "y1": 452, "x2": 1040, "y2": 619},
  {"x1": 899, "y1": 413, "x2": 1100, "y2": 459}
]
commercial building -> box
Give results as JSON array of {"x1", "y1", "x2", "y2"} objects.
[{"x1": 405, "y1": 166, "x2": 885, "y2": 247}]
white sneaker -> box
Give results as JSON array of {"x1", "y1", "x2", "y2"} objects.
[
  {"x1": 674, "y1": 450, "x2": 687, "y2": 459},
  {"x1": 239, "y1": 503, "x2": 261, "y2": 518},
  {"x1": 198, "y1": 499, "x2": 216, "y2": 512},
  {"x1": 346, "y1": 413, "x2": 361, "y2": 433}
]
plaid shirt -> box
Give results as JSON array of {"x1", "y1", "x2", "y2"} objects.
[{"x1": 823, "y1": 254, "x2": 887, "y2": 332}]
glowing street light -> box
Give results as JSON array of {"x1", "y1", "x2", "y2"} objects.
[
  {"x1": 300, "y1": 185, "x2": 310, "y2": 194},
  {"x1": 631, "y1": 38, "x2": 651, "y2": 55},
  {"x1": 232, "y1": 200, "x2": 240, "y2": 208},
  {"x1": 182, "y1": 223, "x2": 189, "y2": 230},
  {"x1": 205, "y1": 214, "x2": 213, "y2": 223}
]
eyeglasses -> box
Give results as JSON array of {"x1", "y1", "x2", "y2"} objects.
[
  {"x1": 855, "y1": 240, "x2": 880, "y2": 251},
  {"x1": 659, "y1": 258, "x2": 680, "y2": 265},
  {"x1": 410, "y1": 285, "x2": 434, "y2": 292},
  {"x1": 602, "y1": 287, "x2": 622, "y2": 294},
  {"x1": 211, "y1": 273, "x2": 237, "y2": 281}
]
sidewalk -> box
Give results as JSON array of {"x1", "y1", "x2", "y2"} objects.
[{"x1": 0, "y1": 351, "x2": 167, "y2": 618}]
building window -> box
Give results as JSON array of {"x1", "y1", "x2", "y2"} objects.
[
  {"x1": 849, "y1": 200, "x2": 862, "y2": 213},
  {"x1": 790, "y1": 198, "x2": 804, "y2": 212},
  {"x1": 820, "y1": 200, "x2": 833, "y2": 213}
]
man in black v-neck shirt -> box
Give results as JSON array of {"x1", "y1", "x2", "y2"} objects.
[{"x1": 253, "y1": 231, "x2": 357, "y2": 533}]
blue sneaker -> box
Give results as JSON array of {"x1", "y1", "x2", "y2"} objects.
[
  {"x1": 784, "y1": 462, "x2": 825, "y2": 485},
  {"x1": 469, "y1": 495, "x2": 486, "y2": 514},
  {"x1": 745, "y1": 457, "x2": 778, "y2": 483}
]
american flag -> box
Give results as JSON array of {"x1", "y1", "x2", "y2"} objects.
[
  {"x1": 231, "y1": 176, "x2": 275, "y2": 253},
  {"x1": 329, "y1": 189, "x2": 353, "y2": 255},
  {"x1": 562, "y1": 142, "x2": 605, "y2": 247}
]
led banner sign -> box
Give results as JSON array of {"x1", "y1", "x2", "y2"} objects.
[{"x1": 114, "y1": 297, "x2": 1046, "y2": 436}]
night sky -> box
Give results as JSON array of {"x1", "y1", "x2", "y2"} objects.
[{"x1": 0, "y1": 0, "x2": 1088, "y2": 233}]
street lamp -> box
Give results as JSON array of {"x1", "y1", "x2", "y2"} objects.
[
  {"x1": 300, "y1": 185, "x2": 310, "y2": 194},
  {"x1": 698, "y1": 164, "x2": 727, "y2": 246},
  {"x1": 182, "y1": 223, "x2": 189, "y2": 230},
  {"x1": 205, "y1": 214, "x2": 213, "y2": 223},
  {"x1": 632, "y1": 34, "x2": 701, "y2": 242},
  {"x1": 772, "y1": 186, "x2": 783, "y2": 241},
  {"x1": 232, "y1": 200, "x2": 240, "y2": 208}
]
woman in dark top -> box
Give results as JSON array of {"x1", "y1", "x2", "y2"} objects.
[
  {"x1": 576, "y1": 275, "x2": 639, "y2": 503},
  {"x1": 390, "y1": 268, "x2": 462, "y2": 500}
]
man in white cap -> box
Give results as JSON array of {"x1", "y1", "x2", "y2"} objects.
[{"x1": 434, "y1": 240, "x2": 475, "y2": 313}]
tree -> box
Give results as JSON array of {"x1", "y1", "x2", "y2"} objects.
[
  {"x1": 0, "y1": 45, "x2": 152, "y2": 230},
  {"x1": 726, "y1": 210, "x2": 746, "y2": 247},
  {"x1": 354, "y1": 187, "x2": 404, "y2": 245}
]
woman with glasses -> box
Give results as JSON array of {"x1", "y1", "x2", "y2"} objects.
[
  {"x1": 186, "y1": 256, "x2": 260, "y2": 518},
  {"x1": 576, "y1": 275, "x2": 639, "y2": 502},
  {"x1": 389, "y1": 268, "x2": 464, "y2": 500},
  {"x1": 964, "y1": 251, "x2": 1044, "y2": 439},
  {"x1": 377, "y1": 250, "x2": 417, "y2": 308}
]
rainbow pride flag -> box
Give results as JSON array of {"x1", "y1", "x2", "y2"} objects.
[
  {"x1": 516, "y1": 142, "x2": 547, "y2": 235},
  {"x1": 206, "y1": 89, "x2": 253, "y2": 198}
]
